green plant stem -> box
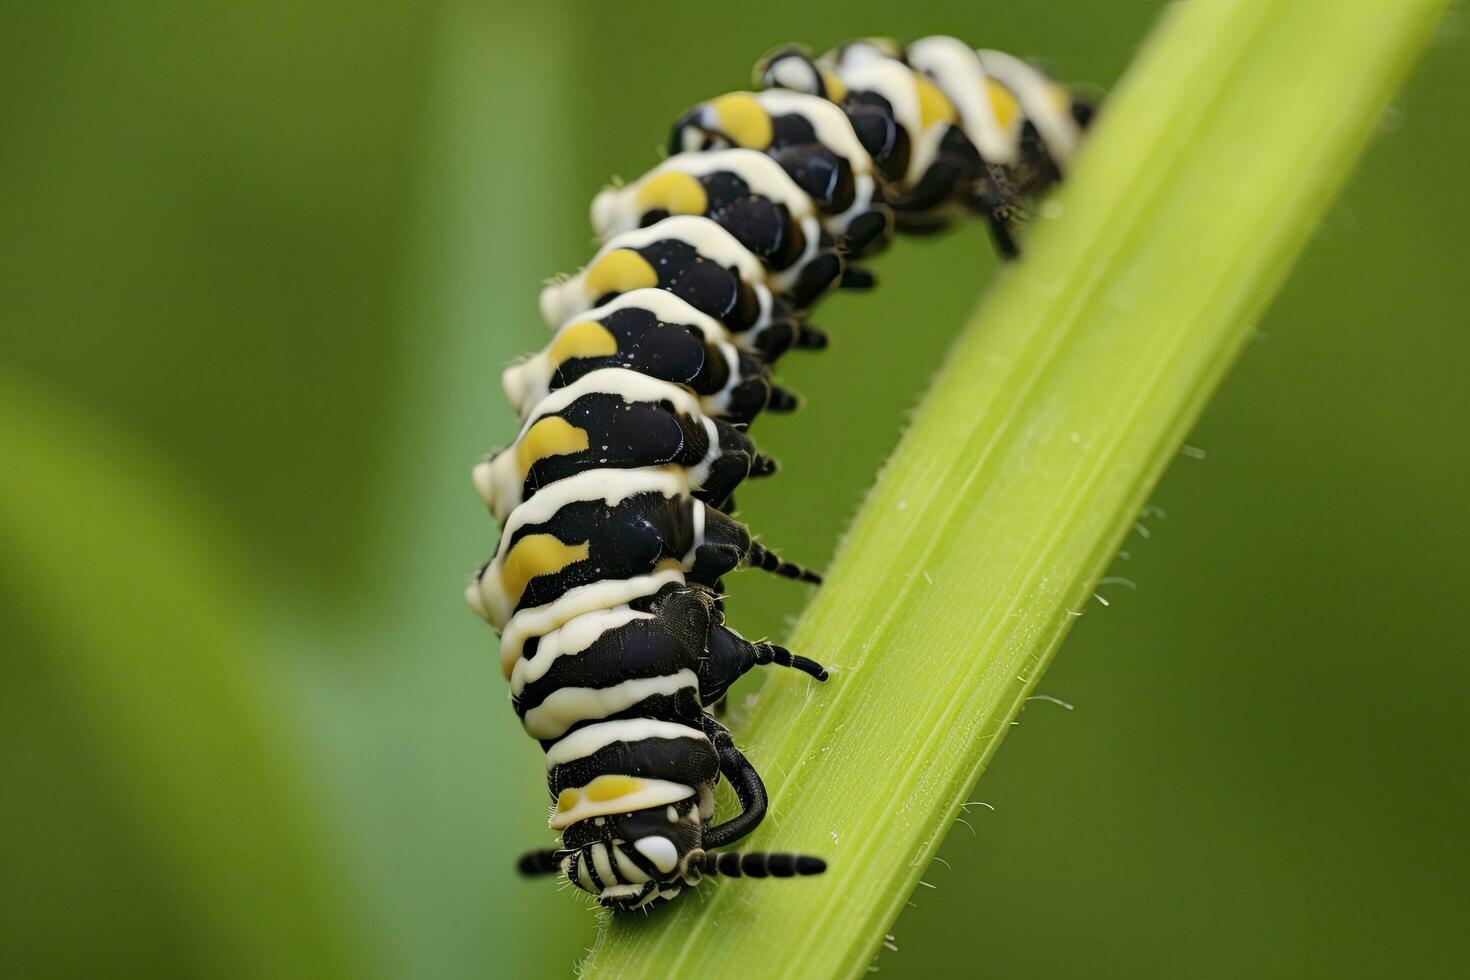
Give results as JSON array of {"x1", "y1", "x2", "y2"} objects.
[{"x1": 580, "y1": 0, "x2": 1445, "y2": 977}]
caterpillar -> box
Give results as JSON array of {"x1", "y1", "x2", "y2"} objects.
[{"x1": 468, "y1": 35, "x2": 1094, "y2": 912}]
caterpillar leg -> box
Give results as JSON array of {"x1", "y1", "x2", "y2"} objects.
[
  {"x1": 766, "y1": 385, "x2": 801, "y2": 412},
  {"x1": 516, "y1": 848, "x2": 564, "y2": 877},
  {"x1": 746, "y1": 541, "x2": 823, "y2": 584},
  {"x1": 970, "y1": 165, "x2": 1024, "y2": 260},
  {"x1": 690, "y1": 508, "x2": 824, "y2": 586},
  {"x1": 838, "y1": 208, "x2": 893, "y2": 259},
  {"x1": 984, "y1": 212, "x2": 1020, "y2": 260},
  {"x1": 700, "y1": 630, "x2": 828, "y2": 704},
  {"x1": 700, "y1": 715, "x2": 768, "y2": 849},
  {"x1": 892, "y1": 213, "x2": 956, "y2": 237},
  {"x1": 750, "y1": 642, "x2": 828, "y2": 681},
  {"x1": 840, "y1": 264, "x2": 877, "y2": 290},
  {"x1": 749, "y1": 453, "x2": 779, "y2": 478},
  {"x1": 785, "y1": 251, "x2": 844, "y2": 310},
  {"x1": 1071, "y1": 97, "x2": 1097, "y2": 129},
  {"x1": 699, "y1": 422, "x2": 776, "y2": 513},
  {"x1": 750, "y1": 320, "x2": 827, "y2": 360},
  {"x1": 793, "y1": 323, "x2": 829, "y2": 350}
]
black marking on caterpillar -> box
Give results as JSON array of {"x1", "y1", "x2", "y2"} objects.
[{"x1": 468, "y1": 35, "x2": 1094, "y2": 913}]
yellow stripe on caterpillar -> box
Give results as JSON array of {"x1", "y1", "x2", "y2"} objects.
[
  {"x1": 584, "y1": 249, "x2": 658, "y2": 298},
  {"x1": 986, "y1": 77, "x2": 1022, "y2": 132},
  {"x1": 501, "y1": 534, "x2": 591, "y2": 607},
  {"x1": 914, "y1": 74, "x2": 958, "y2": 129},
  {"x1": 546, "y1": 320, "x2": 619, "y2": 368},
  {"x1": 550, "y1": 776, "x2": 697, "y2": 830},
  {"x1": 708, "y1": 93, "x2": 774, "y2": 149},
  {"x1": 635, "y1": 171, "x2": 709, "y2": 218},
  {"x1": 515, "y1": 416, "x2": 590, "y2": 480},
  {"x1": 821, "y1": 70, "x2": 846, "y2": 101}
]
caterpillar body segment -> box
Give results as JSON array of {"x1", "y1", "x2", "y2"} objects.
[
  {"x1": 590, "y1": 149, "x2": 852, "y2": 310},
  {"x1": 669, "y1": 90, "x2": 894, "y2": 257},
  {"x1": 973, "y1": 47, "x2": 1090, "y2": 173},
  {"x1": 824, "y1": 42, "x2": 963, "y2": 191},
  {"x1": 472, "y1": 35, "x2": 1093, "y2": 912},
  {"x1": 537, "y1": 215, "x2": 826, "y2": 359},
  {"x1": 475, "y1": 368, "x2": 772, "y2": 524},
  {"x1": 469, "y1": 466, "x2": 820, "y2": 635},
  {"x1": 502, "y1": 289, "x2": 789, "y2": 426}
]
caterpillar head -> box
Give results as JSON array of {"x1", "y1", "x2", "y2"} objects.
[
  {"x1": 556, "y1": 796, "x2": 707, "y2": 911},
  {"x1": 521, "y1": 793, "x2": 829, "y2": 911}
]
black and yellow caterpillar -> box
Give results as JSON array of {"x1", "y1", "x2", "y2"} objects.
[{"x1": 468, "y1": 35, "x2": 1094, "y2": 912}]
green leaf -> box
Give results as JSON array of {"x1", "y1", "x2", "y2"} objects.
[
  {"x1": 579, "y1": 0, "x2": 1447, "y2": 977},
  {"x1": 0, "y1": 371, "x2": 370, "y2": 979}
]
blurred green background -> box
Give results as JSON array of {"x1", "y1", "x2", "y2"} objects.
[{"x1": 3, "y1": 1, "x2": 1466, "y2": 977}]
